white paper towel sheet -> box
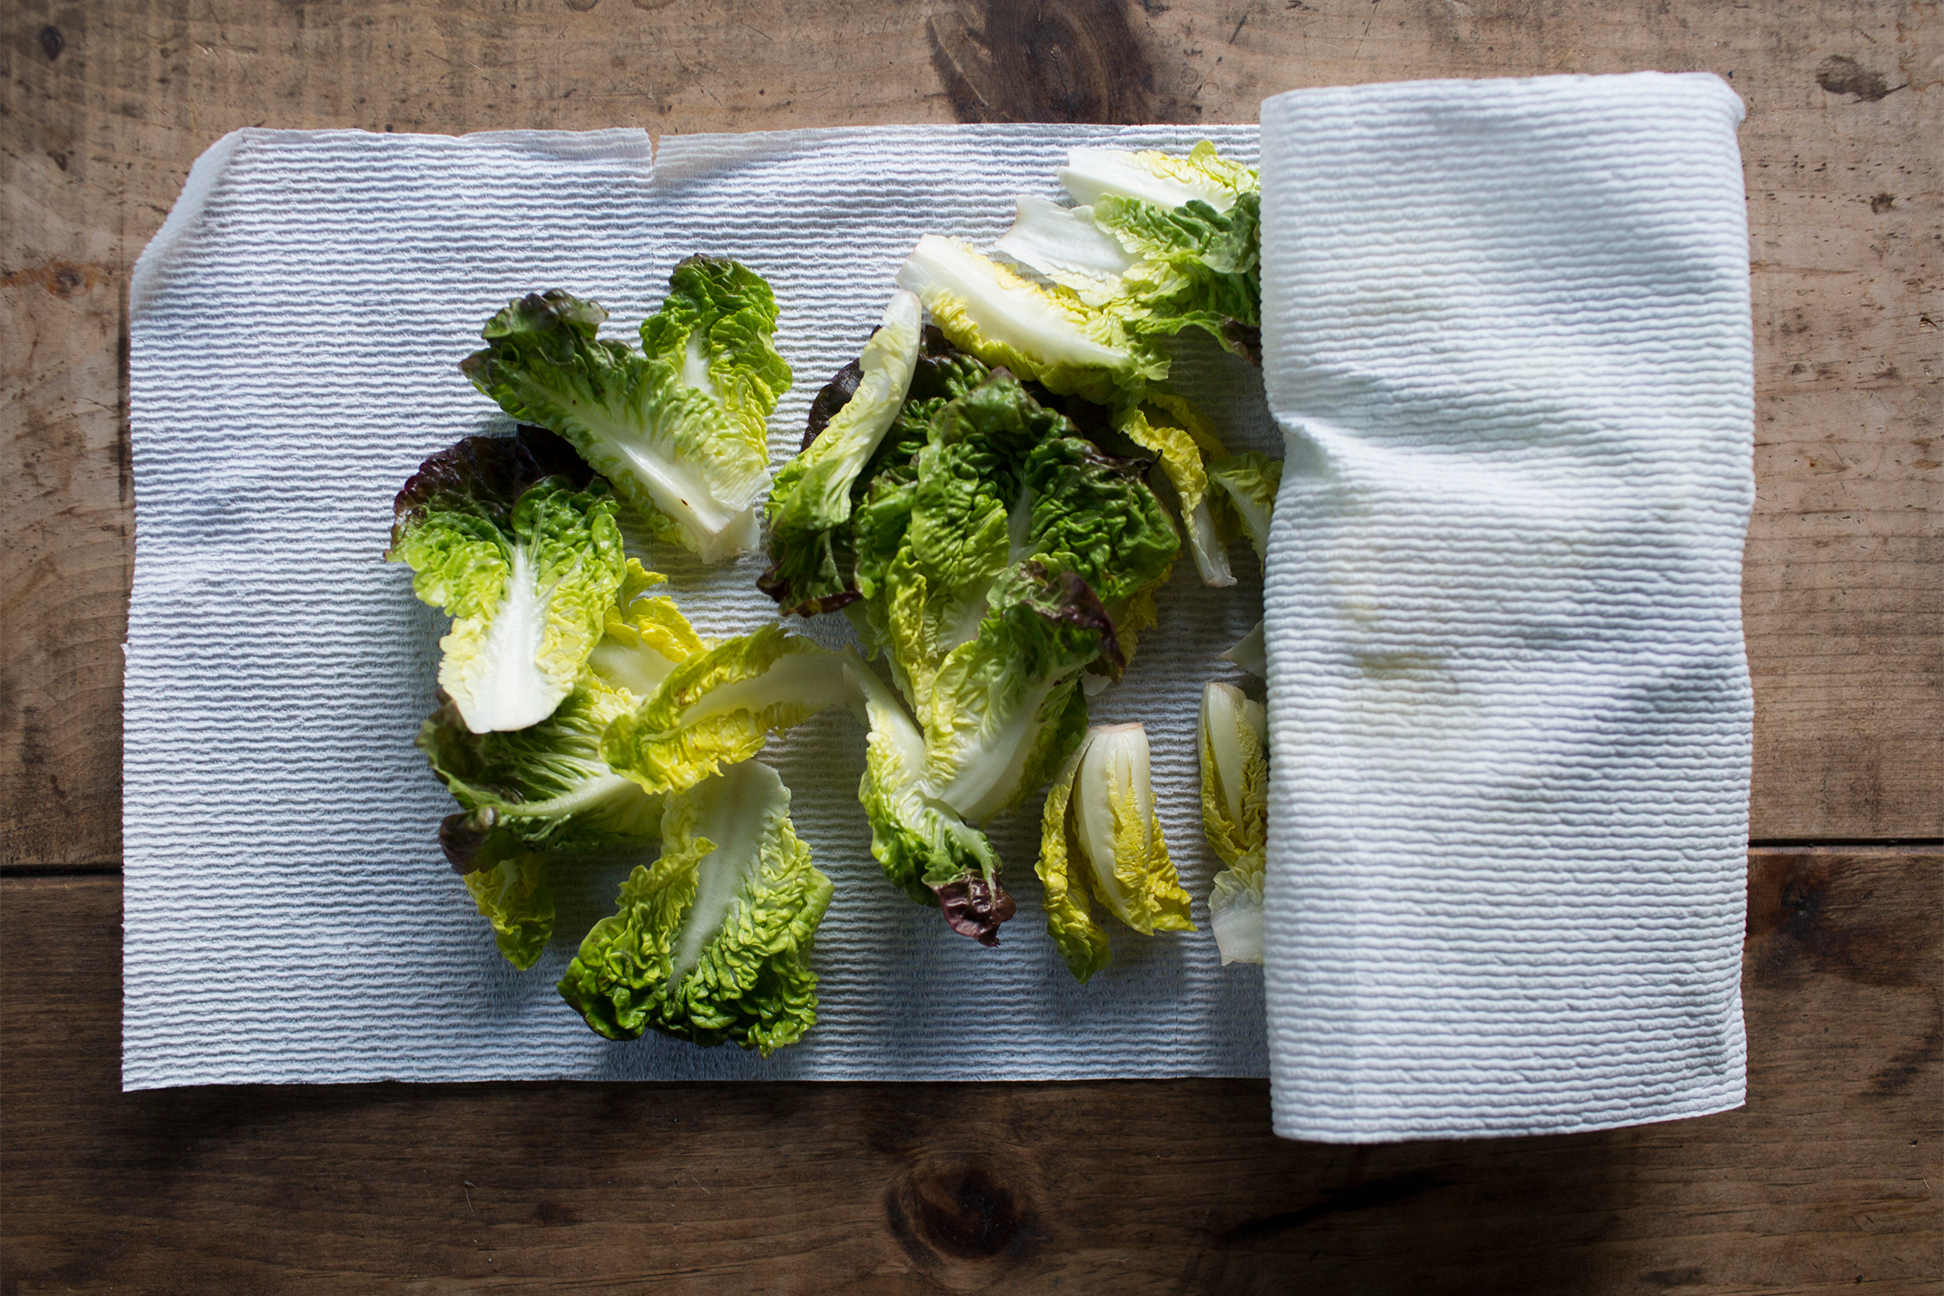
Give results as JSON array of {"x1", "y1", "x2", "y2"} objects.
[
  {"x1": 123, "y1": 123, "x2": 1277, "y2": 1089},
  {"x1": 1257, "y1": 73, "x2": 1753, "y2": 1141}
]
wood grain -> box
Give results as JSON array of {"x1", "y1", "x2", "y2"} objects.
[
  {"x1": 3, "y1": 0, "x2": 1940, "y2": 866},
  {"x1": 3, "y1": 850, "x2": 1937, "y2": 1294}
]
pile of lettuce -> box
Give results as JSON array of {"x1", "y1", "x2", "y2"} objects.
[
  {"x1": 388, "y1": 259, "x2": 842, "y2": 1057},
  {"x1": 389, "y1": 140, "x2": 1285, "y2": 1058},
  {"x1": 755, "y1": 142, "x2": 1282, "y2": 972}
]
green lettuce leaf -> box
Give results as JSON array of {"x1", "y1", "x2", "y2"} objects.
[
  {"x1": 894, "y1": 235, "x2": 1160, "y2": 405},
  {"x1": 419, "y1": 672, "x2": 663, "y2": 873},
  {"x1": 760, "y1": 291, "x2": 924, "y2": 615},
  {"x1": 877, "y1": 373, "x2": 1063, "y2": 713},
  {"x1": 463, "y1": 853, "x2": 556, "y2": 971},
  {"x1": 1206, "y1": 451, "x2": 1282, "y2": 561},
  {"x1": 1037, "y1": 722, "x2": 1193, "y2": 982},
  {"x1": 460, "y1": 259, "x2": 790, "y2": 562},
  {"x1": 995, "y1": 142, "x2": 1262, "y2": 364},
  {"x1": 845, "y1": 652, "x2": 1013, "y2": 945},
  {"x1": 1021, "y1": 433, "x2": 1179, "y2": 612},
  {"x1": 558, "y1": 760, "x2": 833, "y2": 1053},
  {"x1": 389, "y1": 429, "x2": 626, "y2": 733},
  {"x1": 922, "y1": 564, "x2": 1110, "y2": 825},
  {"x1": 1114, "y1": 398, "x2": 1234, "y2": 588},
  {"x1": 1200, "y1": 681, "x2": 1269, "y2": 966},
  {"x1": 1057, "y1": 141, "x2": 1259, "y2": 213},
  {"x1": 601, "y1": 624, "x2": 854, "y2": 797},
  {"x1": 587, "y1": 558, "x2": 709, "y2": 698}
]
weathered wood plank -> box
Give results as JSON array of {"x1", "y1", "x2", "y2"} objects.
[
  {"x1": 1, "y1": 852, "x2": 1938, "y2": 1293},
  {"x1": 3, "y1": 0, "x2": 1938, "y2": 861}
]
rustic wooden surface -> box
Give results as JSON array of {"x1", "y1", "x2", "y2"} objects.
[
  {"x1": 3, "y1": 0, "x2": 1939, "y2": 1292},
  {"x1": 3, "y1": 851, "x2": 1938, "y2": 1293}
]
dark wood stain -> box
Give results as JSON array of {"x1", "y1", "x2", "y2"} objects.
[
  {"x1": 1643, "y1": 1266, "x2": 1708, "y2": 1288},
  {"x1": 1745, "y1": 852, "x2": 1937, "y2": 990},
  {"x1": 1816, "y1": 54, "x2": 1894, "y2": 101},
  {"x1": 1216, "y1": 1169, "x2": 1442, "y2": 1245},
  {"x1": 928, "y1": 0, "x2": 1155, "y2": 123},
  {"x1": 885, "y1": 1159, "x2": 1036, "y2": 1275}
]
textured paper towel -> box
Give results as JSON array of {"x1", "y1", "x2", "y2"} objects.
[
  {"x1": 1256, "y1": 73, "x2": 1753, "y2": 1141},
  {"x1": 123, "y1": 123, "x2": 1277, "y2": 1089}
]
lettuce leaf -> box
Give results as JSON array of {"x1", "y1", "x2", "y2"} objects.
[
  {"x1": 760, "y1": 291, "x2": 924, "y2": 615},
  {"x1": 1037, "y1": 723, "x2": 1194, "y2": 981},
  {"x1": 846, "y1": 652, "x2": 1013, "y2": 946},
  {"x1": 463, "y1": 853, "x2": 556, "y2": 971},
  {"x1": 389, "y1": 429, "x2": 626, "y2": 733},
  {"x1": 558, "y1": 760, "x2": 833, "y2": 1053},
  {"x1": 922, "y1": 564, "x2": 1110, "y2": 825},
  {"x1": 895, "y1": 235, "x2": 1160, "y2": 405},
  {"x1": 1200, "y1": 681, "x2": 1269, "y2": 966},
  {"x1": 601, "y1": 624, "x2": 853, "y2": 797},
  {"x1": 419, "y1": 673, "x2": 663, "y2": 873},
  {"x1": 587, "y1": 558, "x2": 709, "y2": 698},
  {"x1": 1057, "y1": 141, "x2": 1258, "y2": 214},
  {"x1": 1207, "y1": 451, "x2": 1282, "y2": 561},
  {"x1": 461, "y1": 259, "x2": 790, "y2": 562}
]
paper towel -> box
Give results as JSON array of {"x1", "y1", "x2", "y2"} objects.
[
  {"x1": 1257, "y1": 73, "x2": 1753, "y2": 1141},
  {"x1": 123, "y1": 124, "x2": 1277, "y2": 1089}
]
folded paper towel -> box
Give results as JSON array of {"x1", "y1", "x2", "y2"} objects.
[
  {"x1": 1257, "y1": 72, "x2": 1753, "y2": 1141},
  {"x1": 123, "y1": 123, "x2": 1276, "y2": 1090}
]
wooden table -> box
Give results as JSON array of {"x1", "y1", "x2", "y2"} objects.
[{"x1": 5, "y1": 2, "x2": 1938, "y2": 1291}]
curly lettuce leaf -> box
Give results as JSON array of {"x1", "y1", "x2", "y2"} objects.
[
  {"x1": 1090, "y1": 190, "x2": 1261, "y2": 358},
  {"x1": 601, "y1": 625, "x2": 854, "y2": 797},
  {"x1": 1037, "y1": 722, "x2": 1193, "y2": 982},
  {"x1": 845, "y1": 653, "x2": 1013, "y2": 946},
  {"x1": 419, "y1": 673, "x2": 662, "y2": 872},
  {"x1": 922, "y1": 564, "x2": 1109, "y2": 825},
  {"x1": 558, "y1": 760, "x2": 833, "y2": 1054},
  {"x1": 463, "y1": 853, "x2": 556, "y2": 971},
  {"x1": 587, "y1": 558, "x2": 708, "y2": 698},
  {"x1": 875, "y1": 373, "x2": 1065, "y2": 713},
  {"x1": 389, "y1": 430, "x2": 626, "y2": 733},
  {"x1": 1057, "y1": 141, "x2": 1258, "y2": 214},
  {"x1": 761, "y1": 292, "x2": 924, "y2": 615},
  {"x1": 1022, "y1": 433, "x2": 1179, "y2": 611},
  {"x1": 1206, "y1": 451, "x2": 1282, "y2": 562},
  {"x1": 639, "y1": 255, "x2": 794, "y2": 434},
  {"x1": 895, "y1": 235, "x2": 1160, "y2": 406},
  {"x1": 999, "y1": 183, "x2": 1260, "y2": 363},
  {"x1": 1115, "y1": 399, "x2": 1234, "y2": 588},
  {"x1": 461, "y1": 262, "x2": 790, "y2": 562},
  {"x1": 1201, "y1": 681, "x2": 1269, "y2": 966}
]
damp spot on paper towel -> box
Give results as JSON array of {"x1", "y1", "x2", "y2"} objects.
[
  {"x1": 1870, "y1": 192, "x2": 1897, "y2": 213},
  {"x1": 1355, "y1": 650, "x2": 1441, "y2": 679},
  {"x1": 1816, "y1": 55, "x2": 1895, "y2": 101},
  {"x1": 39, "y1": 25, "x2": 64, "y2": 59}
]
